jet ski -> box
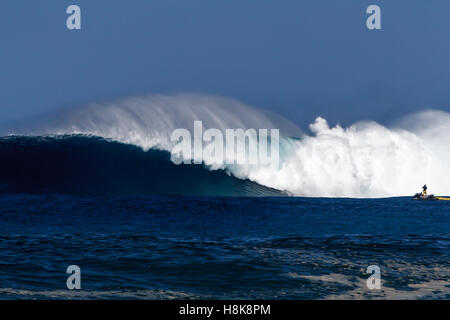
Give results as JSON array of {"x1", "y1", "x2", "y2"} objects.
[
  {"x1": 412, "y1": 185, "x2": 450, "y2": 200},
  {"x1": 412, "y1": 193, "x2": 438, "y2": 201}
]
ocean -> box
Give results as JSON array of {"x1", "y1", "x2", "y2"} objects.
[{"x1": 0, "y1": 193, "x2": 449, "y2": 299}]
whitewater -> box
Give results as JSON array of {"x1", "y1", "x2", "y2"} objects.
[{"x1": 5, "y1": 93, "x2": 450, "y2": 198}]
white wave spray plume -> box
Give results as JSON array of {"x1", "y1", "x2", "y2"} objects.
[{"x1": 12, "y1": 93, "x2": 302, "y2": 151}]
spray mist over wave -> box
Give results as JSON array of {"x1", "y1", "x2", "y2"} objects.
[
  {"x1": 5, "y1": 93, "x2": 450, "y2": 198},
  {"x1": 10, "y1": 93, "x2": 302, "y2": 151}
]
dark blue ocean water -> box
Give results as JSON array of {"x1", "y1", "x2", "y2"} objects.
[{"x1": 0, "y1": 194, "x2": 449, "y2": 299}]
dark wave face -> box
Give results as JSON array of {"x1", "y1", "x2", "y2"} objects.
[{"x1": 0, "y1": 135, "x2": 283, "y2": 197}]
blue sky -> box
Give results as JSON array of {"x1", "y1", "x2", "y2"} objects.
[{"x1": 1, "y1": 0, "x2": 450, "y2": 128}]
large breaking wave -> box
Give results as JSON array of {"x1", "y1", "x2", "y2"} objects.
[{"x1": 2, "y1": 93, "x2": 450, "y2": 197}]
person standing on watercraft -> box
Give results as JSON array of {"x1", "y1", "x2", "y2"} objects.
[{"x1": 413, "y1": 185, "x2": 450, "y2": 201}]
